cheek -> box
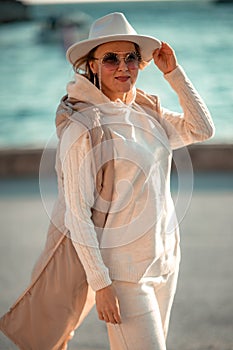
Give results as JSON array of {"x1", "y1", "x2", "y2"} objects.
[
  {"x1": 100, "y1": 69, "x2": 114, "y2": 85},
  {"x1": 130, "y1": 69, "x2": 139, "y2": 82}
]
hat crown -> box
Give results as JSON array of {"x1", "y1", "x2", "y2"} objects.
[
  {"x1": 89, "y1": 12, "x2": 137, "y2": 39},
  {"x1": 66, "y1": 12, "x2": 161, "y2": 66}
]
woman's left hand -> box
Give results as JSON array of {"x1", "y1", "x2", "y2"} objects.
[{"x1": 153, "y1": 42, "x2": 178, "y2": 74}]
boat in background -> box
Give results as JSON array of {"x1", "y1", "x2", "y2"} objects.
[{"x1": 38, "y1": 12, "x2": 91, "y2": 50}]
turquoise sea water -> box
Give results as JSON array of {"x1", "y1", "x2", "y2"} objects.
[{"x1": 0, "y1": 0, "x2": 232, "y2": 148}]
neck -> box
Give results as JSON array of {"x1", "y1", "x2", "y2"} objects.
[
  {"x1": 111, "y1": 93, "x2": 128, "y2": 103},
  {"x1": 101, "y1": 88, "x2": 128, "y2": 103}
]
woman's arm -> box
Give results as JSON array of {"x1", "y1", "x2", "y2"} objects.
[
  {"x1": 60, "y1": 122, "x2": 112, "y2": 291},
  {"x1": 153, "y1": 43, "x2": 215, "y2": 149},
  {"x1": 60, "y1": 121, "x2": 121, "y2": 324}
]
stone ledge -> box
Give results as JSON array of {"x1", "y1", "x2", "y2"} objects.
[
  {"x1": 185, "y1": 144, "x2": 233, "y2": 172},
  {"x1": 0, "y1": 148, "x2": 47, "y2": 177},
  {"x1": 0, "y1": 144, "x2": 232, "y2": 178}
]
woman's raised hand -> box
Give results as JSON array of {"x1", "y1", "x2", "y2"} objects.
[
  {"x1": 153, "y1": 42, "x2": 178, "y2": 74},
  {"x1": 95, "y1": 284, "x2": 122, "y2": 324}
]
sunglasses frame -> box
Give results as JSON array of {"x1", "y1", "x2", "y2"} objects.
[{"x1": 93, "y1": 51, "x2": 141, "y2": 70}]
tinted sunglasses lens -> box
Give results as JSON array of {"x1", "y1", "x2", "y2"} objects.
[
  {"x1": 102, "y1": 53, "x2": 119, "y2": 69},
  {"x1": 101, "y1": 52, "x2": 140, "y2": 70},
  {"x1": 125, "y1": 52, "x2": 139, "y2": 69}
]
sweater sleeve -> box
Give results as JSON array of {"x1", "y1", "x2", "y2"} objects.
[
  {"x1": 158, "y1": 65, "x2": 215, "y2": 150},
  {"x1": 60, "y1": 122, "x2": 112, "y2": 291}
]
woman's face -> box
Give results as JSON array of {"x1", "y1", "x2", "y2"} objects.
[{"x1": 89, "y1": 41, "x2": 140, "y2": 102}]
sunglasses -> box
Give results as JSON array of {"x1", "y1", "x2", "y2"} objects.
[{"x1": 93, "y1": 51, "x2": 141, "y2": 70}]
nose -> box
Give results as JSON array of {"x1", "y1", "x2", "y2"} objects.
[{"x1": 117, "y1": 58, "x2": 129, "y2": 71}]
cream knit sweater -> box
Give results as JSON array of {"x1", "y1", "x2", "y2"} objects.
[{"x1": 57, "y1": 66, "x2": 214, "y2": 291}]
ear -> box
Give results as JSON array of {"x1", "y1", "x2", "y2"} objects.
[{"x1": 89, "y1": 60, "x2": 98, "y2": 74}]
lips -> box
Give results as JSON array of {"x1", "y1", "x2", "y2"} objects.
[{"x1": 115, "y1": 76, "x2": 130, "y2": 82}]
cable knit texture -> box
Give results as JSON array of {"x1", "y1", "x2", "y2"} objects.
[{"x1": 55, "y1": 66, "x2": 214, "y2": 291}]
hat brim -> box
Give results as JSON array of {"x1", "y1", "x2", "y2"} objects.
[{"x1": 66, "y1": 34, "x2": 161, "y2": 65}]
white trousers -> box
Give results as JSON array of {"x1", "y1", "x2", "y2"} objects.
[{"x1": 107, "y1": 268, "x2": 179, "y2": 350}]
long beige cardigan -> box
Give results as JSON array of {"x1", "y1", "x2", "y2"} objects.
[
  {"x1": 0, "y1": 68, "x2": 214, "y2": 350},
  {"x1": 0, "y1": 91, "x2": 164, "y2": 350}
]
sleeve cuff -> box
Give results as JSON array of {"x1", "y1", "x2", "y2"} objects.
[
  {"x1": 164, "y1": 65, "x2": 186, "y2": 82},
  {"x1": 88, "y1": 269, "x2": 112, "y2": 291}
]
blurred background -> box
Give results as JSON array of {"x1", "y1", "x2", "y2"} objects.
[
  {"x1": 0, "y1": 0, "x2": 233, "y2": 349},
  {"x1": 0, "y1": 0, "x2": 233, "y2": 148}
]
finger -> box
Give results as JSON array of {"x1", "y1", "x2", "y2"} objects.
[
  {"x1": 103, "y1": 314, "x2": 111, "y2": 323},
  {"x1": 100, "y1": 313, "x2": 111, "y2": 323},
  {"x1": 107, "y1": 312, "x2": 116, "y2": 324},
  {"x1": 114, "y1": 293, "x2": 122, "y2": 324},
  {"x1": 98, "y1": 312, "x2": 105, "y2": 321},
  {"x1": 161, "y1": 41, "x2": 171, "y2": 49},
  {"x1": 158, "y1": 42, "x2": 169, "y2": 53},
  {"x1": 153, "y1": 48, "x2": 160, "y2": 57},
  {"x1": 162, "y1": 42, "x2": 175, "y2": 55},
  {"x1": 99, "y1": 312, "x2": 115, "y2": 324},
  {"x1": 105, "y1": 312, "x2": 121, "y2": 324},
  {"x1": 113, "y1": 311, "x2": 121, "y2": 324}
]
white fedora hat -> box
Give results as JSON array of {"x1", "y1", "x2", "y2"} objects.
[{"x1": 66, "y1": 12, "x2": 161, "y2": 65}]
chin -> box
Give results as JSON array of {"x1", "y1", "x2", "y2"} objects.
[{"x1": 117, "y1": 85, "x2": 132, "y2": 94}]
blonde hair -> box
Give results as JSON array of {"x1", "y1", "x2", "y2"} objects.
[{"x1": 73, "y1": 47, "x2": 97, "y2": 84}]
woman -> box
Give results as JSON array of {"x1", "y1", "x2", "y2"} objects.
[{"x1": 0, "y1": 12, "x2": 214, "y2": 350}]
